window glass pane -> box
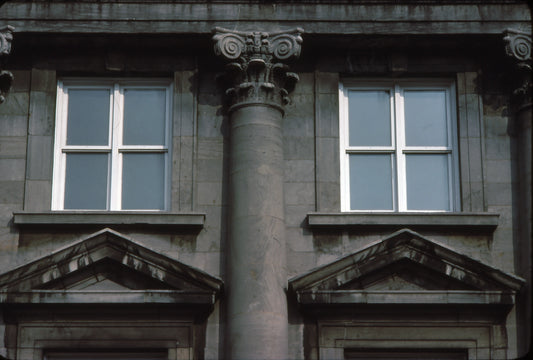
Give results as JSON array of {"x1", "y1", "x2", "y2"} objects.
[
  {"x1": 67, "y1": 89, "x2": 110, "y2": 145},
  {"x1": 348, "y1": 90, "x2": 391, "y2": 146},
  {"x1": 123, "y1": 89, "x2": 166, "y2": 145},
  {"x1": 349, "y1": 154, "x2": 393, "y2": 210},
  {"x1": 404, "y1": 90, "x2": 448, "y2": 146},
  {"x1": 122, "y1": 153, "x2": 165, "y2": 209},
  {"x1": 406, "y1": 154, "x2": 450, "y2": 210},
  {"x1": 64, "y1": 153, "x2": 108, "y2": 209}
]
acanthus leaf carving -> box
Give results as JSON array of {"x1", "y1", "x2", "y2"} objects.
[
  {"x1": 213, "y1": 27, "x2": 303, "y2": 112},
  {"x1": 503, "y1": 29, "x2": 532, "y2": 108},
  {"x1": 0, "y1": 25, "x2": 14, "y2": 104}
]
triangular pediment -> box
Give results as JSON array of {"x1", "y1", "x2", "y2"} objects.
[
  {"x1": 0, "y1": 228, "x2": 223, "y2": 304},
  {"x1": 289, "y1": 229, "x2": 524, "y2": 305}
]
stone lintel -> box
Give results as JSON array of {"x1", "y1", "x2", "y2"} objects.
[
  {"x1": 0, "y1": 290, "x2": 217, "y2": 305},
  {"x1": 213, "y1": 27, "x2": 302, "y2": 112},
  {"x1": 307, "y1": 212, "x2": 499, "y2": 231},
  {"x1": 295, "y1": 290, "x2": 516, "y2": 306},
  {"x1": 13, "y1": 211, "x2": 205, "y2": 228}
]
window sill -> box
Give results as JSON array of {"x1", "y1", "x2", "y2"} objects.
[
  {"x1": 13, "y1": 211, "x2": 205, "y2": 229},
  {"x1": 307, "y1": 212, "x2": 499, "y2": 232}
]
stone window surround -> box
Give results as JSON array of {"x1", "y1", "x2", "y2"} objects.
[
  {"x1": 51, "y1": 78, "x2": 174, "y2": 211},
  {"x1": 314, "y1": 72, "x2": 488, "y2": 215},
  {"x1": 19, "y1": 67, "x2": 199, "y2": 223},
  {"x1": 338, "y1": 78, "x2": 460, "y2": 212}
]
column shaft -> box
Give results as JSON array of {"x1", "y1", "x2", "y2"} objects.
[{"x1": 227, "y1": 105, "x2": 288, "y2": 359}]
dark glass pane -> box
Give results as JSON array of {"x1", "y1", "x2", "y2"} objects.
[
  {"x1": 406, "y1": 154, "x2": 450, "y2": 210},
  {"x1": 404, "y1": 90, "x2": 448, "y2": 146},
  {"x1": 123, "y1": 89, "x2": 166, "y2": 145},
  {"x1": 348, "y1": 90, "x2": 391, "y2": 146},
  {"x1": 349, "y1": 154, "x2": 393, "y2": 210},
  {"x1": 66, "y1": 89, "x2": 110, "y2": 145},
  {"x1": 122, "y1": 153, "x2": 165, "y2": 209},
  {"x1": 64, "y1": 153, "x2": 108, "y2": 209}
]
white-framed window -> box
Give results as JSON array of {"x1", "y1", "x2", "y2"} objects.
[
  {"x1": 339, "y1": 79, "x2": 460, "y2": 212},
  {"x1": 52, "y1": 79, "x2": 172, "y2": 211}
]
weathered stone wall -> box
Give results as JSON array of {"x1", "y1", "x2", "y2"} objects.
[{"x1": 0, "y1": 20, "x2": 529, "y2": 360}]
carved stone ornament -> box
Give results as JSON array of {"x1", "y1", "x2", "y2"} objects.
[
  {"x1": 503, "y1": 29, "x2": 532, "y2": 107},
  {"x1": 213, "y1": 27, "x2": 303, "y2": 112},
  {"x1": 0, "y1": 25, "x2": 14, "y2": 104}
]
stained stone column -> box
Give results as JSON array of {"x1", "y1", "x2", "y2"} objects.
[
  {"x1": 0, "y1": 25, "x2": 14, "y2": 104},
  {"x1": 213, "y1": 27, "x2": 302, "y2": 360},
  {"x1": 504, "y1": 29, "x2": 532, "y2": 356}
]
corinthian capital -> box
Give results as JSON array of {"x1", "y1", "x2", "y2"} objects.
[
  {"x1": 504, "y1": 29, "x2": 532, "y2": 108},
  {"x1": 0, "y1": 26, "x2": 14, "y2": 104},
  {"x1": 0, "y1": 26, "x2": 14, "y2": 56},
  {"x1": 213, "y1": 27, "x2": 303, "y2": 112}
]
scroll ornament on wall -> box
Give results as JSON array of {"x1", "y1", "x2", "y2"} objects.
[
  {"x1": 0, "y1": 25, "x2": 14, "y2": 104},
  {"x1": 504, "y1": 29, "x2": 532, "y2": 107}
]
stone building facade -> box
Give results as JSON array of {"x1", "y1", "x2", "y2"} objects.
[{"x1": 0, "y1": 1, "x2": 531, "y2": 359}]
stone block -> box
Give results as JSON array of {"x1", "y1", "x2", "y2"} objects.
[
  {"x1": 283, "y1": 96, "x2": 315, "y2": 137},
  {"x1": 10, "y1": 70, "x2": 31, "y2": 92},
  {"x1": 294, "y1": 72, "x2": 314, "y2": 94},
  {"x1": 485, "y1": 159, "x2": 512, "y2": 184},
  {"x1": 287, "y1": 227, "x2": 314, "y2": 252},
  {"x1": 23, "y1": 180, "x2": 52, "y2": 211},
  {"x1": 287, "y1": 250, "x2": 317, "y2": 277},
  {"x1": 317, "y1": 181, "x2": 341, "y2": 211},
  {"x1": 198, "y1": 137, "x2": 226, "y2": 160},
  {"x1": 316, "y1": 93, "x2": 339, "y2": 137},
  {"x1": 284, "y1": 182, "x2": 315, "y2": 206},
  {"x1": 0, "y1": 136, "x2": 26, "y2": 158},
  {"x1": 316, "y1": 137, "x2": 339, "y2": 182},
  {"x1": 316, "y1": 72, "x2": 339, "y2": 94},
  {"x1": 197, "y1": 158, "x2": 224, "y2": 182},
  {"x1": 0, "y1": 181, "x2": 24, "y2": 204},
  {"x1": 467, "y1": 137, "x2": 483, "y2": 182},
  {"x1": 30, "y1": 69, "x2": 56, "y2": 92},
  {"x1": 484, "y1": 115, "x2": 510, "y2": 138},
  {"x1": 487, "y1": 205, "x2": 513, "y2": 228},
  {"x1": 484, "y1": 136, "x2": 511, "y2": 160},
  {"x1": 0, "y1": 159, "x2": 25, "y2": 181},
  {"x1": 285, "y1": 204, "x2": 314, "y2": 227},
  {"x1": 465, "y1": 94, "x2": 481, "y2": 138},
  {"x1": 197, "y1": 181, "x2": 224, "y2": 206},
  {"x1": 0, "y1": 92, "x2": 29, "y2": 116},
  {"x1": 197, "y1": 103, "x2": 225, "y2": 138},
  {"x1": 485, "y1": 182, "x2": 512, "y2": 207},
  {"x1": 0, "y1": 115, "x2": 28, "y2": 136},
  {"x1": 28, "y1": 91, "x2": 56, "y2": 136},
  {"x1": 284, "y1": 159, "x2": 315, "y2": 183},
  {"x1": 469, "y1": 181, "x2": 485, "y2": 212},
  {"x1": 26, "y1": 135, "x2": 53, "y2": 180},
  {"x1": 283, "y1": 136, "x2": 314, "y2": 160}
]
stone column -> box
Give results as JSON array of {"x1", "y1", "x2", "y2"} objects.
[
  {"x1": 213, "y1": 27, "x2": 302, "y2": 360},
  {"x1": 504, "y1": 28, "x2": 532, "y2": 356},
  {"x1": 0, "y1": 25, "x2": 14, "y2": 104}
]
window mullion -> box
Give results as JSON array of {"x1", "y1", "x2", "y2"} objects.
[
  {"x1": 395, "y1": 84, "x2": 407, "y2": 211},
  {"x1": 110, "y1": 84, "x2": 123, "y2": 211}
]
